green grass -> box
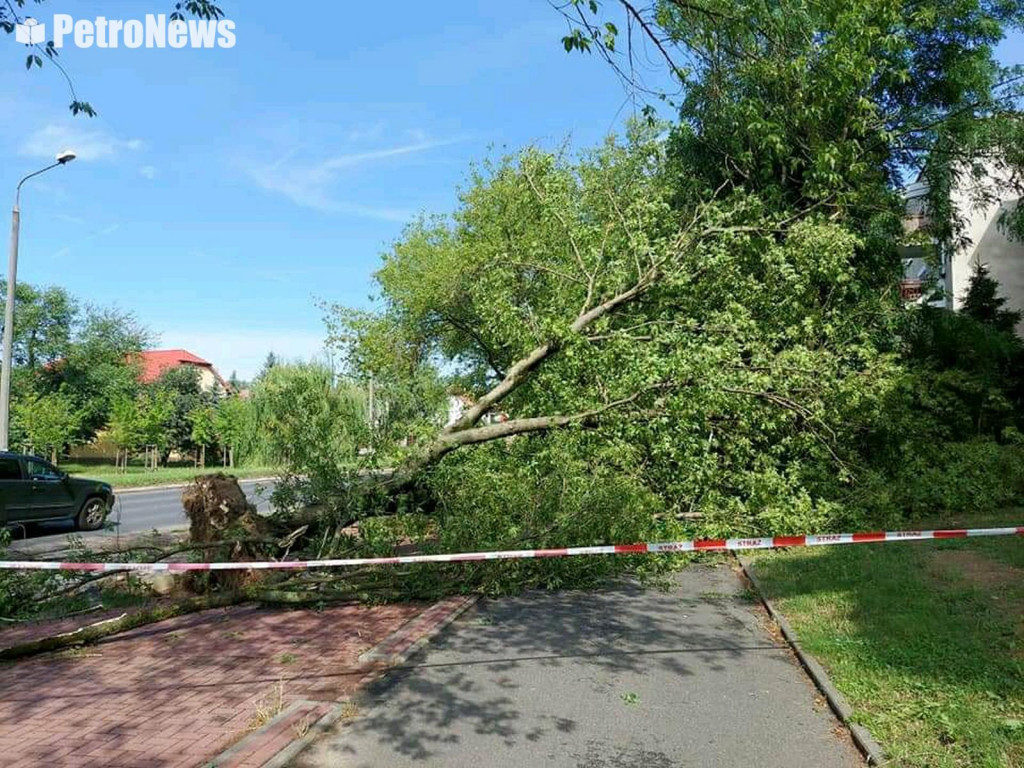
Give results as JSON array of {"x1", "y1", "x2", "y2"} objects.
[
  {"x1": 749, "y1": 509, "x2": 1024, "y2": 767},
  {"x1": 59, "y1": 463, "x2": 280, "y2": 489}
]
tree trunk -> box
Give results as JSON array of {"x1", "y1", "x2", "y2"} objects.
[{"x1": 0, "y1": 594, "x2": 244, "y2": 662}]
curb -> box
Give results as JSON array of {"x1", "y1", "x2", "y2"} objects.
[
  {"x1": 205, "y1": 594, "x2": 480, "y2": 768},
  {"x1": 358, "y1": 594, "x2": 479, "y2": 665},
  {"x1": 208, "y1": 699, "x2": 330, "y2": 768},
  {"x1": 737, "y1": 554, "x2": 886, "y2": 766},
  {"x1": 114, "y1": 476, "x2": 278, "y2": 495},
  {"x1": 252, "y1": 701, "x2": 348, "y2": 768}
]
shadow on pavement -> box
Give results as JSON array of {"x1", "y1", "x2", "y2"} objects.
[{"x1": 297, "y1": 565, "x2": 861, "y2": 768}]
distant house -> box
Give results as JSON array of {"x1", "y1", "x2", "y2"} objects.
[
  {"x1": 901, "y1": 171, "x2": 1024, "y2": 336},
  {"x1": 444, "y1": 394, "x2": 508, "y2": 428},
  {"x1": 133, "y1": 349, "x2": 230, "y2": 394},
  {"x1": 445, "y1": 394, "x2": 473, "y2": 428}
]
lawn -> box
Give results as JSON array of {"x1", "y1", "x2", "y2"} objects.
[
  {"x1": 749, "y1": 510, "x2": 1024, "y2": 768},
  {"x1": 59, "y1": 462, "x2": 280, "y2": 489}
]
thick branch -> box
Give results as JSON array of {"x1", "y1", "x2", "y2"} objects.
[
  {"x1": 0, "y1": 593, "x2": 243, "y2": 662},
  {"x1": 445, "y1": 269, "x2": 658, "y2": 433},
  {"x1": 445, "y1": 340, "x2": 556, "y2": 432},
  {"x1": 431, "y1": 383, "x2": 675, "y2": 465}
]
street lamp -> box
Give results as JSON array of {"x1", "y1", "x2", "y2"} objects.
[{"x1": 0, "y1": 150, "x2": 76, "y2": 451}]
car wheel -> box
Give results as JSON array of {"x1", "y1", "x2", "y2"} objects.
[{"x1": 77, "y1": 497, "x2": 108, "y2": 531}]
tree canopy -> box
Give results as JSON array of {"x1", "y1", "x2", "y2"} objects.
[
  {"x1": 312, "y1": 0, "x2": 1024, "y2": 536},
  {"x1": 0, "y1": 281, "x2": 75, "y2": 370},
  {"x1": 560, "y1": 0, "x2": 1024, "y2": 253},
  {"x1": 5, "y1": 282, "x2": 153, "y2": 452},
  {"x1": 327, "y1": 127, "x2": 901, "y2": 530}
]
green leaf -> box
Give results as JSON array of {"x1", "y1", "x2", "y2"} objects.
[{"x1": 69, "y1": 100, "x2": 98, "y2": 117}]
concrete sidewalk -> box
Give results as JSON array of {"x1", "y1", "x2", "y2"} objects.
[{"x1": 295, "y1": 564, "x2": 863, "y2": 768}]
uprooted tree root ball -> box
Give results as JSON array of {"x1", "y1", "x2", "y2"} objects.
[{"x1": 182, "y1": 473, "x2": 275, "y2": 591}]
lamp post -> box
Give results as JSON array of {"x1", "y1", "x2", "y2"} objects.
[{"x1": 0, "y1": 150, "x2": 76, "y2": 451}]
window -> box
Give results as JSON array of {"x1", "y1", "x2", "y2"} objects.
[
  {"x1": 0, "y1": 459, "x2": 21, "y2": 480},
  {"x1": 27, "y1": 460, "x2": 61, "y2": 480}
]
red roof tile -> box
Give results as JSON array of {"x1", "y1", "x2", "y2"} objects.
[{"x1": 133, "y1": 349, "x2": 215, "y2": 384}]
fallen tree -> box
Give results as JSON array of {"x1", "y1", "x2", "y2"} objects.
[
  {"x1": 306, "y1": 131, "x2": 892, "y2": 539},
  {"x1": 275, "y1": 0, "x2": 1024, "y2": 550}
]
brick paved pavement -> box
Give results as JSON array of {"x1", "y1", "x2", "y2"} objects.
[{"x1": 0, "y1": 602, "x2": 425, "y2": 768}]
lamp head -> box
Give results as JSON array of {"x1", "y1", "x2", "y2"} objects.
[{"x1": 56, "y1": 150, "x2": 76, "y2": 165}]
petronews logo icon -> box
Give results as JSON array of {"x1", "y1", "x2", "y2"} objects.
[
  {"x1": 15, "y1": 17, "x2": 45, "y2": 45},
  {"x1": 47, "y1": 14, "x2": 236, "y2": 49}
]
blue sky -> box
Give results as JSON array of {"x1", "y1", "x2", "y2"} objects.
[
  {"x1": 2, "y1": 2, "x2": 1022, "y2": 380},
  {"x1": 3, "y1": 1, "x2": 659, "y2": 380}
]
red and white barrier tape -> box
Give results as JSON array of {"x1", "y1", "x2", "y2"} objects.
[{"x1": 1, "y1": 526, "x2": 1021, "y2": 573}]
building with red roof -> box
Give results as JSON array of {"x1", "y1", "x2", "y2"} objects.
[{"x1": 133, "y1": 349, "x2": 229, "y2": 392}]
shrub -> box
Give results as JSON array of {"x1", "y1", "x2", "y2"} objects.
[{"x1": 854, "y1": 440, "x2": 1024, "y2": 521}]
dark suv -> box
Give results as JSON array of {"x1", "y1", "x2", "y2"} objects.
[{"x1": 0, "y1": 452, "x2": 115, "y2": 531}]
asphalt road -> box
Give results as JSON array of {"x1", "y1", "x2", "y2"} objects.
[
  {"x1": 10, "y1": 478, "x2": 276, "y2": 545},
  {"x1": 297, "y1": 565, "x2": 863, "y2": 768}
]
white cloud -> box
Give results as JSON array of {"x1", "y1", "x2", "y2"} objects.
[
  {"x1": 318, "y1": 139, "x2": 452, "y2": 171},
  {"x1": 21, "y1": 123, "x2": 143, "y2": 162},
  {"x1": 345, "y1": 122, "x2": 387, "y2": 143},
  {"x1": 248, "y1": 136, "x2": 462, "y2": 221},
  {"x1": 139, "y1": 165, "x2": 157, "y2": 179},
  {"x1": 158, "y1": 329, "x2": 328, "y2": 381},
  {"x1": 49, "y1": 221, "x2": 121, "y2": 259},
  {"x1": 52, "y1": 212, "x2": 85, "y2": 225}
]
